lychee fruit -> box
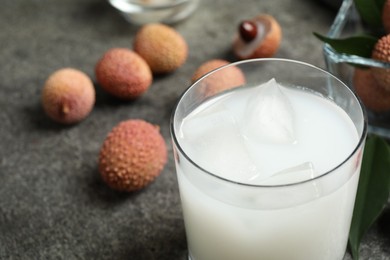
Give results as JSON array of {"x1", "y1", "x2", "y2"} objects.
[
  {"x1": 233, "y1": 14, "x2": 282, "y2": 60},
  {"x1": 41, "y1": 68, "x2": 95, "y2": 124},
  {"x1": 98, "y1": 119, "x2": 167, "y2": 192},
  {"x1": 383, "y1": 0, "x2": 390, "y2": 33},
  {"x1": 371, "y1": 35, "x2": 390, "y2": 91},
  {"x1": 353, "y1": 68, "x2": 390, "y2": 112},
  {"x1": 95, "y1": 48, "x2": 152, "y2": 100},
  {"x1": 191, "y1": 59, "x2": 231, "y2": 83},
  {"x1": 191, "y1": 59, "x2": 246, "y2": 98},
  {"x1": 133, "y1": 23, "x2": 188, "y2": 74}
]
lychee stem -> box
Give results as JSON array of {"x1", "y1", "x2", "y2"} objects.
[{"x1": 239, "y1": 20, "x2": 258, "y2": 42}]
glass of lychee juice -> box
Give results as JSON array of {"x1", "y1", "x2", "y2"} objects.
[{"x1": 170, "y1": 58, "x2": 367, "y2": 260}]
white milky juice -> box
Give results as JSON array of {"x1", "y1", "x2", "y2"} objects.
[{"x1": 175, "y1": 79, "x2": 364, "y2": 260}]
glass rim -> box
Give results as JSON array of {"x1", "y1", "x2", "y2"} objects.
[{"x1": 170, "y1": 58, "x2": 368, "y2": 188}]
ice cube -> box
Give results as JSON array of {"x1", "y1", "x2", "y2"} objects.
[
  {"x1": 180, "y1": 104, "x2": 235, "y2": 140},
  {"x1": 240, "y1": 78, "x2": 296, "y2": 144},
  {"x1": 180, "y1": 105, "x2": 261, "y2": 183},
  {"x1": 200, "y1": 133, "x2": 261, "y2": 183},
  {"x1": 259, "y1": 161, "x2": 318, "y2": 185}
]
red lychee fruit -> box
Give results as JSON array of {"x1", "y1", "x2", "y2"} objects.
[
  {"x1": 233, "y1": 14, "x2": 282, "y2": 60},
  {"x1": 95, "y1": 48, "x2": 152, "y2": 100},
  {"x1": 41, "y1": 68, "x2": 95, "y2": 124},
  {"x1": 191, "y1": 59, "x2": 246, "y2": 98},
  {"x1": 98, "y1": 119, "x2": 167, "y2": 192},
  {"x1": 353, "y1": 68, "x2": 390, "y2": 113},
  {"x1": 133, "y1": 23, "x2": 188, "y2": 74},
  {"x1": 371, "y1": 34, "x2": 390, "y2": 91}
]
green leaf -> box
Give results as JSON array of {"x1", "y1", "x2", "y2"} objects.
[
  {"x1": 354, "y1": 0, "x2": 384, "y2": 27},
  {"x1": 348, "y1": 135, "x2": 390, "y2": 260},
  {"x1": 313, "y1": 33, "x2": 378, "y2": 58}
]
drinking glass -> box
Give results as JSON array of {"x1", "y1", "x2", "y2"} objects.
[
  {"x1": 323, "y1": 0, "x2": 390, "y2": 138},
  {"x1": 170, "y1": 58, "x2": 367, "y2": 260}
]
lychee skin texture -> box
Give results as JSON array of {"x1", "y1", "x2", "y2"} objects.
[
  {"x1": 133, "y1": 23, "x2": 188, "y2": 74},
  {"x1": 191, "y1": 59, "x2": 246, "y2": 98},
  {"x1": 383, "y1": 0, "x2": 390, "y2": 33},
  {"x1": 42, "y1": 68, "x2": 95, "y2": 124},
  {"x1": 191, "y1": 59, "x2": 231, "y2": 83},
  {"x1": 233, "y1": 14, "x2": 282, "y2": 60},
  {"x1": 371, "y1": 35, "x2": 390, "y2": 91},
  {"x1": 99, "y1": 120, "x2": 167, "y2": 192},
  {"x1": 354, "y1": 68, "x2": 390, "y2": 113},
  {"x1": 95, "y1": 48, "x2": 152, "y2": 100}
]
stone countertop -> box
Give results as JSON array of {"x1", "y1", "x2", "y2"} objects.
[{"x1": 0, "y1": 0, "x2": 389, "y2": 259}]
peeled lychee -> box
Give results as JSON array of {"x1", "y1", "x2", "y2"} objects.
[
  {"x1": 41, "y1": 68, "x2": 95, "y2": 124},
  {"x1": 95, "y1": 48, "x2": 152, "y2": 100},
  {"x1": 233, "y1": 14, "x2": 282, "y2": 60},
  {"x1": 191, "y1": 59, "x2": 246, "y2": 98},
  {"x1": 383, "y1": 0, "x2": 390, "y2": 33},
  {"x1": 353, "y1": 68, "x2": 390, "y2": 112},
  {"x1": 98, "y1": 119, "x2": 167, "y2": 192},
  {"x1": 371, "y1": 35, "x2": 390, "y2": 91},
  {"x1": 133, "y1": 23, "x2": 188, "y2": 74}
]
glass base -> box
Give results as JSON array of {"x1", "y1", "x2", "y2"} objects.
[{"x1": 108, "y1": 0, "x2": 199, "y2": 25}]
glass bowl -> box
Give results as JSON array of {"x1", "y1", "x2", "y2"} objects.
[
  {"x1": 323, "y1": 0, "x2": 390, "y2": 138},
  {"x1": 108, "y1": 0, "x2": 199, "y2": 25}
]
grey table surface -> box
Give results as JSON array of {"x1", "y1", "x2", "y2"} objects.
[{"x1": 1, "y1": 0, "x2": 389, "y2": 259}]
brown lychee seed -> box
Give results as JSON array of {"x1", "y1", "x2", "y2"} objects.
[
  {"x1": 41, "y1": 68, "x2": 95, "y2": 124},
  {"x1": 371, "y1": 35, "x2": 390, "y2": 91},
  {"x1": 133, "y1": 23, "x2": 188, "y2": 74},
  {"x1": 233, "y1": 14, "x2": 282, "y2": 60},
  {"x1": 191, "y1": 59, "x2": 246, "y2": 98},
  {"x1": 383, "y1": 0, "x2": 390, "y2": 33},
  {"x1": 353, "y1": 68, "x2": 390, "y2": 113},
  {"x1": 95, "y1": 48, "x2": 152, "y2": 100},
  {"x1": 98, "y1": 119, "x2": 167, "y2": 192},
  {"x1": 239, "y1": 21, "x2": 258, "y2": 42}
]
